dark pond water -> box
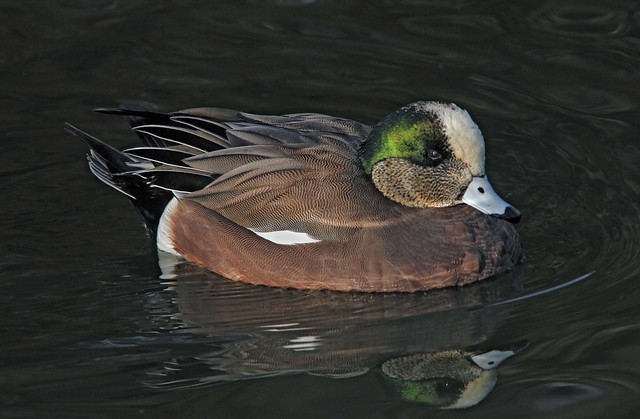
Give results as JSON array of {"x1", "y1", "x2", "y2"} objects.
[{"x1": 2, "y1": 1, "x2": 640, "y2": 417}]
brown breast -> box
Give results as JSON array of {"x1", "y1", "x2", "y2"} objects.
[{"x1": 167, "y1": 200, "x2": 522, "y2": 292}]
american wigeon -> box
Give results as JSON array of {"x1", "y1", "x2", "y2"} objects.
[{"x1": 67, "y1": 101, "x2": 522, "y2": 292}]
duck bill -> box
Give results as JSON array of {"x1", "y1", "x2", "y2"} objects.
[
  {"x1": 471, "y1": 340, "x2": 529, "y2": 370},
  {"x1": 462, "y1": 176, "x2": 521, "y2": 223}
]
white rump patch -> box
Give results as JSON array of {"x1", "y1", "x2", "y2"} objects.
[
  {"x1": 157, "y1": 197, "x2": 181, "y2": 256},
  {"x1": 250, "y1": 229, "x2": 321, "y2": 245}
]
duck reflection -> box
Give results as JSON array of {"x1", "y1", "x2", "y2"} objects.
[
  {"x1": 149, "y1": 254, "x2": 526, "y2": 408},
  {"x1": 381, "y1": 342, "x2": 528, "y2": 409}
]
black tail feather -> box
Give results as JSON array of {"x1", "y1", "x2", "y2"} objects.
[
  {"x1": 68, "y1": 105, "x2": 231, "y2": 236},
  {"x1": 65, "y1": 123, "x2": 140, "y2": 173},
  {"x1": 96, "y1": 107, "x2": 228, "y2": 152},
  {"x1": 67, "y1": 122, "x2": 175, "y2": 237}
]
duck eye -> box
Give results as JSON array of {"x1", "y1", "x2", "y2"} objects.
[{"x1": 427, "y1": 149, "x2": 442, "y2": 162}]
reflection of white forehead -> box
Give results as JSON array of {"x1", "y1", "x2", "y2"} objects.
[{"x1": 411, "y1": 102, "x2": 486, "y2": 176}]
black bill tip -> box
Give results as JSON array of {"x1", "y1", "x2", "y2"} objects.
[{"x1": 497, "y1": 206, "x2": 521, "y2": 224}]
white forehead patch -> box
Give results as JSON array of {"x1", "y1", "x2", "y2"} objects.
[{"x1": 411, "y1": 102, "x2": 485, "y2": 176}]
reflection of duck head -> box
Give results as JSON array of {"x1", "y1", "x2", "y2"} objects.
[{"x1": 381, "y1": 341, "x2": 528, "y2": 409}]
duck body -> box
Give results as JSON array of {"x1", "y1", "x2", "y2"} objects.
[{"x1": 68, "y1": 101, "x2": 522, "y2": 292}]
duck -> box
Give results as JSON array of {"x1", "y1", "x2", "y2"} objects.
[
  {"x1": 67, "y1": 101, "x2": 522, "y2": 292},
  {"x1": 380, "y1": 341, "x2": 528, "y2": 408}
]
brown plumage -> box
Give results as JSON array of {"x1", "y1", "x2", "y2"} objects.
[{"x1": 67, "y1": 101, "x2": 522, "y2": 292}]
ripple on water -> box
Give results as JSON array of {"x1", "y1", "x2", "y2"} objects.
[
  {"x1": 533, "y1": 382, "x2": 605, "y2": 411},
  {"x1": 397, "y1": 14, "x2": 503, "y2": 42},
  {"x1": 467, "y1": 70, "x2": 640, "y2": 297},
  {"x1": 528, "y1": 2, "x2": 634, "y2": 39}
]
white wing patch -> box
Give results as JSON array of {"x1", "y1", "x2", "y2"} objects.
[{"x1": 250, "y1": 229, "x2": 321, "y2": 245}]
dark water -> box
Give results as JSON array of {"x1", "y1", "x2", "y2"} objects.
[{"x1": 2, "y1": 1, "x2": 640, "y2": 417}]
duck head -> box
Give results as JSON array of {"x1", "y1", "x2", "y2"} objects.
[
  {"x1": 362, "y1": 101, "x2": 520, "y2": 223},
  {"x1": 380, "y1": 341, "x2": 528, "y2": 409}
]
